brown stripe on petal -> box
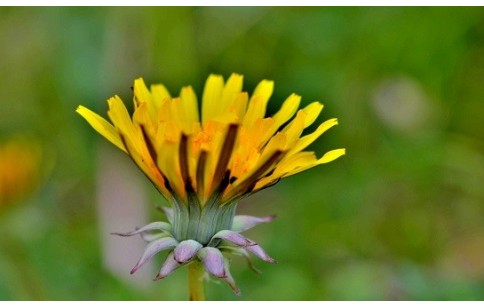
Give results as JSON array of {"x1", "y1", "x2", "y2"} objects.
[
  {"x1": 225, "y1": 150, "x2": 284, "y2": 201},
  {"x1": 119, "y1": 133, "x2": 147, "y2": 176},
  {"x1": 119, "y1": 132, "x2": 151, "y2": 179},
  {"x1": 251, "y1": 178, "x2": 281, "y2": 195},
  {"x1": 196, "y1": 150, "x2": 208, "y2": 195},
  {"x1": 120, "y1": 130, "x2": 172, "y2": 196},
  {"x1": 139, "y1": 125, "x2": 170, "y2": 187},
  {"x1": 118, "y1": 133, "x2": 130, "y2": 157},
  {"x1": 178, "y1": 134, "x2": 193, "y2": 192},
  {"x1": 140, "y1": 124, "x2": 157, "y2": 163},
  {"x1": 218, "y1": 170, "x2": 231, "y2": 193},
  {"x1": 210, "y1": 124, "x2": 238, "y2": 194},
  {"x1": 243, "y1": 151, "x2": 284, "y2": 188},
  {"x1": 163, "y1": 174, "x2": 173, "y2": 192},
  {"x1": 245, "y1": 182, "x2": 257, "y2": 194}
]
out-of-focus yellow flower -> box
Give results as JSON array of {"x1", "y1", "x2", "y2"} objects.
[
  {"x1": 0, "y1": 138, "x2": 42, "y2": 209},
  {"x1": 77, "y1": 73, "x2": 345, "y2": 206},
  {"x1": 77, "y1": 73, "x2": 345, "y2": 295}
]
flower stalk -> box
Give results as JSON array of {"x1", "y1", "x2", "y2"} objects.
[{"x1": 188, "y1": 261, "x2": 205, "y2": 301}]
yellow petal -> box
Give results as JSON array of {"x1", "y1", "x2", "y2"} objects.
[
  {"x1": 156, "y1": 96, "x2": 174, "y2": 123},
  {"x1": 302, "y1": 102, "x2": 324, "y2": 128},
  {"x1": 247, "y1": 79, "x2": 274, "y2": 119},
  {"x1": 149, "y1": 83, "x2": 171, "y2": 126},
  {"x1": 224, "y1": 134, "x2": 286, "y2": 201},
  {"x1": 133, "y1": 102, "x2": 150, "y2": 127},
  {"x1": 253, "y1": 177, "x2": 275, "y2": 191},
  {"x1": 133, "y1": 78, "x2": 152, "y2": 108},
  {"x1": 179, "y1": 86, "x2": 200, "y2": 133},
  {"x1": 221, "y1": 73, "x2": 244, "y2": 112},
  {"x1": 276, "y1": 151, "x2": 317, "y2": 175},
  {"x1": 273, "y1": 93, "x2": 301, "y2": 128},
  {"x1": 288, "y1": 118, "x2": 338, "y2": 156},
  {"x1": 209, "y1": 113, "x2": 238, "y2": 125},
  {"x1": 232, "y1": 132, "x2": 286, "y2": 185},
  {"x1": 317, "y1": 148, "x2": 346, "y2": 164},
  {"x1": 202, "y1": 74, "x2": 224, "y2": 123},
  {"x1": 243, "y1": 95, "x2": 264, "y2": 127},
  {"x1": 203, "y1": 127, "x2": 227, "y2": 199},
  {"x1": 229, "y1": 146, "x2": 260, "y2": 180},
  {"x1": 282, "y1": 110, "x2": 306, "y2": 147},
  {"x1": 227, "y1": 92, "x2": 248, "y2": 122},
  {"x1": 76, "y1": 105, "x2": 127, "y2": 153},
  {"x1": 261, "y1": 93, "x2": 301, "y2": 144},
  {"x1": 150, "y1": 83, "x2": 171, "y2": 109},
  {"x1": 284, "y1": 148, "x2": 346, "y2": 177},
  {"x1": 158, "y1": 141, "x2": 184, "y2": 199},
  {"x1": 257, "y1": 148, "x2": 346, "y2": 188},
  {"x1": 246, "y1": 118, "x2": 275, "y2": 149},
  {"x1": 155, "y1": 123, "x2": 185, "y2": 199},
  {"x1": 259, "y1": 133, "x2": 287, "y2": 162},
  {"x1": 254, "y1": 151, "x2": 316, "y2": 190},
  {"x1": 107, "y1": 95, "x2": 135, "y2": 137}
]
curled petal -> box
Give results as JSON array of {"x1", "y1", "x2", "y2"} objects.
[
  {"x1": 198, "y1": 247, "x2": 226, "y2": 278},
  {"x1": 221, "y1": 257, "x2": 241, "y2": 296},
  {"x1": 131, "y1": 237, "x2": 178, "y2": 274},
  {"x1": 139, "y1": 232, "x2": 166, "y2": 242},
  {"x1": 154, "y1": 252, "x2": 181, "y2": 280},
  {"x1": 111, "y1": 221, "x2": 172, "y2": 237},
  {"x1": 231, "y1": 214, "x2": 276, "y2": 232},
  {"x1": 210, "y1": 230, "x2": 256, "y2": 247},
  {"x1": 245, "y1": 244, "x2": 276, "y2": 263},
  {"x1": 174, "y1": 240, "x2": 203, "y2": 263}
]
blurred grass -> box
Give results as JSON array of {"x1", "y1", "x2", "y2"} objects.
[{"x1": 0, "y1": 7, "x2": 483, "y2": 300}]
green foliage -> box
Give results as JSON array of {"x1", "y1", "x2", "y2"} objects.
[{"x1": 0, "y1": 7, "x2": 483, "y2": 300}]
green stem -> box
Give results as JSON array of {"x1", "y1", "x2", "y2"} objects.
[{"x1": 188, "y1": 261, "x2": 205, "y2": 301}]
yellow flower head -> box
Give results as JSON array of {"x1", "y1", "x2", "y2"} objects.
[
  {"x1": 77, "y1": 73, "x2": 345, "y2": 295},
  {"x1": 77, "y1": 73, "x2": 345, "y2": 206}
]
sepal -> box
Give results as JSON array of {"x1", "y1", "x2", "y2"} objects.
[
  {"x1": 130, "y1": 237, "x2": 178, "y2": 274},
  {"x1": 220, "y1": 246, "x2": 262, "y2": 274},
  {"x1": 245, "y1": 244, "x2": 276, "y2": 263},
  {"x1": 174, "y1": 239, "x2": 203, "y2": 263},
  {"x1": 221, "y1": 257, "x2": 241, "y2": 296},
  {"x1": 231, "y1": 214, "x2": 275, "y2": 232},
  {"x1": 154, "y1": 252, "x2": 182, "y2": 280},
  {"x1": 210, "y1": 230, "x2": 256, "y2": 247},
  {"x1": 198, "y1": 247, "x2": 226, "y2": 278},
  {"x1": 111, "y1": 221, "x2": 172, "y2": 237}
]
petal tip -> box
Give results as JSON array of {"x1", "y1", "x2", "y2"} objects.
[
  {"x1": 153, "y1": 274, "x2": 164, "y2": 281},
  {"x1": 266, "y1": 214, "x2": 277, "y2": 222}
]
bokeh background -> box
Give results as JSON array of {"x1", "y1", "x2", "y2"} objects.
[{"x1": 0, "y1": 7, "x2": 483, "y2": 300}]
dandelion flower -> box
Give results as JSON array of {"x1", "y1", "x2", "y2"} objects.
[{"x1": 77, "y1": 73, "x2": 345, "y2": 299}]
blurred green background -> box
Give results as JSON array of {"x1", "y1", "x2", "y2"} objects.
[{"x1": 0, "y1": 7, "x2": 483, "y2": 300}]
